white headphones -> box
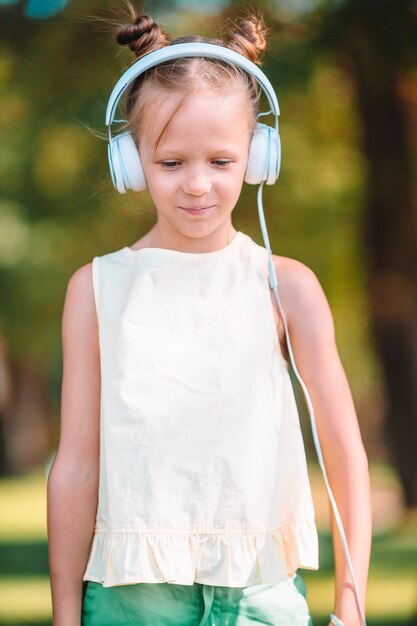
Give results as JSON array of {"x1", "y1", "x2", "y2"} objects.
[{"x1": 105, "y1": 42, "x2": 281, "y2": 193}]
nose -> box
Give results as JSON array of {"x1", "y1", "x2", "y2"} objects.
[{"x1": 181, "y1": 167, "x2": 212, "y2": 196}]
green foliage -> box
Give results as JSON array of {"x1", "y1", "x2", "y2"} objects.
[{"x1": 0, "y1": 0, "x2": 409, "y2": 441}]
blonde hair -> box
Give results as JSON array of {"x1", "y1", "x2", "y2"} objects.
[{"x1": 114, "y1": 2, "x2": 271, "y2": 156}]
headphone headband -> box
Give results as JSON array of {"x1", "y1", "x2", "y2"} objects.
[{"x1": 105, "y1": 42, "x2": 280, "y2": 130}]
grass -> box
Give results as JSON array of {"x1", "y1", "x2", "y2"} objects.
[{"x1": 0, "y1": 462, "x2": 416, "y2": 625}]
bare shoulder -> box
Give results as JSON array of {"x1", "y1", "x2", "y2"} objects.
[
  {"x1": 271, "y1": 253, "x2": 327, "y2": 299},
  {"x1": 62, "y1": 262, "x2": 98, "y2": 339},
  {"x1": 270, "y1": 253, "x2": 335, "y2": 338},
  {"x1": 64, "y1": 262, "x2": 96, "y2": 308}
]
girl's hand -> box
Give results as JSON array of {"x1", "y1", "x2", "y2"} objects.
[{"x1": 329, "y1": 610, "x2": 367, "y2": 625}]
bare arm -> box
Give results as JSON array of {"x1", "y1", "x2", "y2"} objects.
[
  {"x1": 47, "y1": 262, "x2": 100, "y2": 626},
  {"x1": 274, "y1": 256, "x2": 372, "y2": 626}
]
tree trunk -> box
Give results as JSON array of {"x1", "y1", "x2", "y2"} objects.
[{"x1": 336, "y1": 0, "x2": 417, "y2": 507}]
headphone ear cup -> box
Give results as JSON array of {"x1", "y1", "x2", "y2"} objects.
[
  {"x1": 245, "y1": 123, "x2": 267, "y2": 185},
  {"x1": 108, "y1": 137, "x2": 125, "y2": 193},
  {"x1": 266, "y1": 126, "x2": 281, "y2": 184},
  {"x1": 245, "y1": 122, "x2": 281, "y2": 185},
  {"x1": 108, "y1": 131, "x2": 147, "y2": 193}
]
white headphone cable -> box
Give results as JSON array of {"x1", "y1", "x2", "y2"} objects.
[{"x1": 256, "y1": 182, "x2": 367, "y2": 626}]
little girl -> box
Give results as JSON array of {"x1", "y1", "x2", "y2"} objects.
[{"x1": 47, "y1": 4, "x2": 372, "y2": 626}]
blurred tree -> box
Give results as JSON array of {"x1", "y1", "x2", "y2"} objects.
[
  {"x1": 318, "y1": 0, "x2": 417, "y2": 508},
  {"x1": 0, "y1": 0, "x2": 125, "y2": 474},
  {"x1": 1, "y1": 0, "x2": 416, "y2": 516}
]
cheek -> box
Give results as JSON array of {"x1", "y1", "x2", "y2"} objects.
[
  {"x1": 232, "y1": 157, "x2": 249, "y2": 187},
  {"x1": 216, "y1": 175, "x2": 245, "y2": 207},
  {"x1": 146, "y1": 169, "x2": 175, "y2": 198}
]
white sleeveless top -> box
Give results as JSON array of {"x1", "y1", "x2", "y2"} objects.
[{"x1": 83, "y1": 230, "x2": 319, "y2": 588}]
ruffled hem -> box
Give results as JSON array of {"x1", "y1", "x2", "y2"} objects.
[{"x1": 82, "y1": 518, "x2": 319, "y2": 588}]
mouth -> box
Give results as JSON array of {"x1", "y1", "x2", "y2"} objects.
[{"x1": 179, "y1": 205, "x2": 215, "y2": 216}]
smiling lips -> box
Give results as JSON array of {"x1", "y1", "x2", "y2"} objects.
[{"x1": 180, "y1": 205, "x2": 214, "y2": 215}]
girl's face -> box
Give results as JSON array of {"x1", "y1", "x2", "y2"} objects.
[{"x1": 137, "y1": 89, "x2": 252, "y2": 242}]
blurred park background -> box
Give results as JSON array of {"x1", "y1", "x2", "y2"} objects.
[{"x1": 0, "y1": 0, "x2": 417, "y2": 623}]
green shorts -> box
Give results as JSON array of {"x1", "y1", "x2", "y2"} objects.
[{"x1": 81, "y1": 571, "x2": 314, "y2": 626}]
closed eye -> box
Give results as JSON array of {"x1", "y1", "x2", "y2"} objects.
[
  {"x1": 160, "y1": 161, "x2": 180, "y2": 168},
  {"x1": 160, "y1": 159, "x2": 231, "y2": 170},
  {"x1": 213, "y1": 160, "x2": 231, "y2": 167}
]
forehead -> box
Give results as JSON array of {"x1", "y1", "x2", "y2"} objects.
[{"x1": 140, "y1": 90, "x2": 252, "y2": 153}]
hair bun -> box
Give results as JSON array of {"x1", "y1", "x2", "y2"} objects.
[
  {"x1": 224, "y1": 12, "x2": 270, "y2": 65},
  {"x1": 115, "y1": 3, "x2": 171, "y2": 58}
]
